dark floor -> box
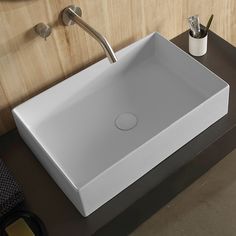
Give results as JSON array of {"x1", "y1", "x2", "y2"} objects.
[{"x1": 130, "y1": 149, "x2": 236, "y2": 236}]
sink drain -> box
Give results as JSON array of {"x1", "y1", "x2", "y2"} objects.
[{"x1": 115, "y1": 113, "x2": 138, "y2": 131}]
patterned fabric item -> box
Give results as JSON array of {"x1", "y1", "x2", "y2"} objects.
[{"x1": 0, "y1": 159, "x2": 24, "y2": 217}]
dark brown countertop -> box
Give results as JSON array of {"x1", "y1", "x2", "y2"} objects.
[{"x1": 0, "y1": 30, "x2": 236, "y2": 236}]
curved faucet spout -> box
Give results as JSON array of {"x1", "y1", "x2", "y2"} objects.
[{"x1": 62, "y1": 6, "x2": 117, "y2": 64}]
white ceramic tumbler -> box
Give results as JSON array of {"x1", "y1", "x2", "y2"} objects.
[{"x1": 189, "y1": 31, "x2": 208, "y2": 57}]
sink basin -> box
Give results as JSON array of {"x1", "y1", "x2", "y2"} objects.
[{"x1": 13, "y1": 32, "x2": 229, "y2": 217}]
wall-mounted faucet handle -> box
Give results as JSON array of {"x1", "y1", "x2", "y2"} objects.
[{"x1": 34, "y1": 23, "x2": 52, "y2": 40}]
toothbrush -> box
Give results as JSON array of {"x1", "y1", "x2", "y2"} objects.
[{"x1": 204, "y1": 14, "x2": 214, "y2": 37}]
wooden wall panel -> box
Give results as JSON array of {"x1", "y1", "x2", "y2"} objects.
[{"x1": 0, "y1": 0, "x2": 235, "y2": 135}]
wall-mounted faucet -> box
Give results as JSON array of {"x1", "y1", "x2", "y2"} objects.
[{"x1": 61, "y1": 5, "x2": 117, "y2": 64}]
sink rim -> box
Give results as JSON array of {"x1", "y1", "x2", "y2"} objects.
[{"x1": 12, "y1": 32, "x2": 229, "y2": 191}]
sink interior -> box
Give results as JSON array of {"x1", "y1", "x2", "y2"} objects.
[{"x1": 25, "y1": 34, "x2": 227, "y2": 189}]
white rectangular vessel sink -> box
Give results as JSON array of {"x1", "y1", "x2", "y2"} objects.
[{"x1": 13, "y1": 33, "x2": 229, "y2": 217}]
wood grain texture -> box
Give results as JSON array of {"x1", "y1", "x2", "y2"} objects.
[{"x1": 0, "y1": 0, "x2": 235, "y2": 135}]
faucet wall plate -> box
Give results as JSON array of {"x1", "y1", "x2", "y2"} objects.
[{"x1": 62, "y1": 5, "x2": 82, "y2": 26}]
